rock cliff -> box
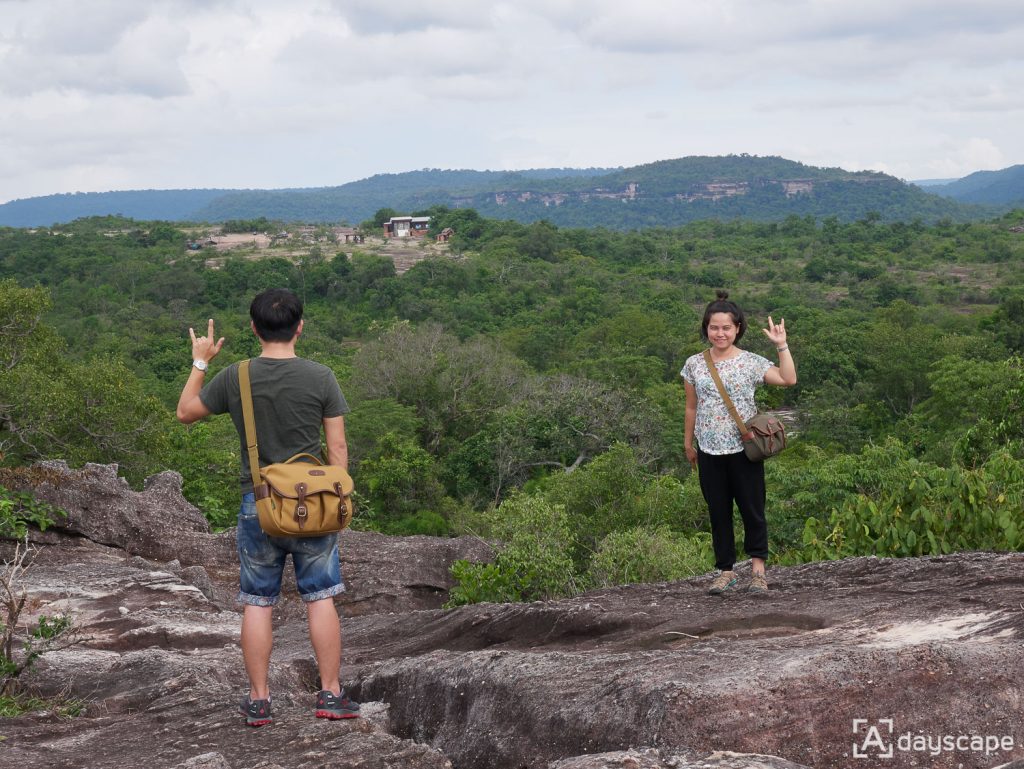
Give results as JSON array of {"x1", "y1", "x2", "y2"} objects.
[{"x1": 0, "y1": 462, "x2": 1021, "y2": 769}]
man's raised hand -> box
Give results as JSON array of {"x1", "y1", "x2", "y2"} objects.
[{"x1": 189, "y1": 318, "x2": 225, "y2": 363}]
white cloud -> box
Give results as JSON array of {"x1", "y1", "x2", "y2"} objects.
[
  {"x1": 277, "y1": 25, "x2": 507, "y2": 87},
  {"x1": 330, "y1": 0, "x2": 495, "y2": 33},
  {"x1": 3, "y1": 0, "x2": 148, "y2": 55},
  {"x1": 945, "y1": 137, "x2": 1007, "y2": 174},
  {"x1": 571, "y1": 0, "x2": 1024, "y2": 53},
  {"x1": 1, "y1": 0, "x2": 1023, "y2": 202},
  {"x1": 0, "y1": 4, "x2": 191, "y2": 97}
]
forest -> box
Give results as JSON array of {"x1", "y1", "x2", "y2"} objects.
[{"x1": 1, "y1": 206, "x2": 1023, "y2": 604}]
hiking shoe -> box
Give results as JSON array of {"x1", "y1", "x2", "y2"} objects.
[
  {"x1": 707, "y1": 570, "x2": 738, "y2": 595},
  {"x1": 747, "y1": 572, "x2": 769, "y2": 594},
  {"x1": 315, "y1": 689, "x2": 361, "y2": 720},
  {"x1": 239, "y1": 696, "x2": 273, "y2": 727}
]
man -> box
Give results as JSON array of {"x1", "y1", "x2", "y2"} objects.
[{"x1": 176, "y1": 288, "x2": 360, "y2": 727}]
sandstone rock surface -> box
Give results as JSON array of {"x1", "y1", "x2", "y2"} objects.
[
  {"x1": 9, "y1": 461, "x2": 493, "y2": 613},
  {"x1": 1, "y1": 463, "x2": 1021, "y2": 769}
]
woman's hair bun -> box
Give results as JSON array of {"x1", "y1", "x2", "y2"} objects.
[{"x1": 716, "y1": 290, "x2": 730, "y2": 300}]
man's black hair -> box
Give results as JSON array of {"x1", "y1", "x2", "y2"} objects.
[
  {"x1": 700, "y1": 290, "x2": 747, "y2": 342},
  {"x1": 250, "y1": 288, "x2": 303, "y2": 342}
]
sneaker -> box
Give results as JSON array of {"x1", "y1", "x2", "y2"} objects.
[
  {"x1": 315, "y1": 689, "x2": 361, "y2": 720},
  {"x1": 747, "y1": 572, "x2": 769, "y2": 594},
  {"x1": 239, "y1": 696, "x2": 273, "y2": 727},
  {"x1": 707, "y1": 570, "x2": 738, "y2": 595}
]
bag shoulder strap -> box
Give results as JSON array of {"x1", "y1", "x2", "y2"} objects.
[
  {"x1": 702, "y1": 349, "x2": 749, "y2": 437},
  {"x1": 238, "y1": 359, "x2": 264, "y2": 492}
]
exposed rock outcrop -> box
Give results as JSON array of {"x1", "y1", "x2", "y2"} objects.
[
  {"x1": 7, "y1": 460, "x2": 233, "y2": 568},
  {"x1": 7, "y1": 461, "x2": 493, "y2": 613},
  {"x1": 345, "y1": 552, "x2": 1024, "y2": 769},
  {"x1": 1, "y1": 463, "x2": 1021, "y2": 769},
  {"x1": 0, "y1": 538, "x2": 454, "y2": 769}
]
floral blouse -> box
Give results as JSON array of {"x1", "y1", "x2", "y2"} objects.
[{"x1": 681, "y1": 350, "x2": 774, "y2": 455}]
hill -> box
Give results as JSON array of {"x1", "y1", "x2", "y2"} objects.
[
  {"x1": 0, "y1": 168, "x2": 616, "y2": 228},
  {"x1": 0, "y1": 156, "x2": 989, "y2": 228},
  {"x1": 457, "y1": 156, "x2": 981, "y2": 227},
  {"x1": 925, "y1": 164, "x2": 1024, "y2": 205},
  {"x1": 0, "y1": 188, "x2": 239, "y2": 228}
]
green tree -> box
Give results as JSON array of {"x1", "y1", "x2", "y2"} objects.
[
  {"x1": 370, "y1": 207, "x2": 399, "y2": 229},
  {"x1": 915, "y1": 355, "x2": 1024, "y2": 465},
  {"x1": 861, "y1": 301, "x2": 946, "y2": 416},
  {"x1": 3, "y1": 356, "x2": 169, "y2": 481},
  {"x1": 165, "y1": 420, "x2": 239, "y2": 529},
  {"x1": 0, "y1": 280, "x2": 61, "y2": 373},
  {"x1": 0, "y1": 281, "x2": 167, "y2": 482},
  {"x1": 352, "y1": 323, "x2": 529, "y2": 450},
  {"x1": 358, "y1": 432, "x2": 447, "y2": 529},
  {"x1": 344, "y1": 398, "x2": 422, "y2": 467},
  {"x1": 984, "y1": 293, "x2": 1024, "y2": 353}
]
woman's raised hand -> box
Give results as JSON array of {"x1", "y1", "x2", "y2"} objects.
[{"x1": 762, "y1": 315, "x2": 787, "y2": 347}]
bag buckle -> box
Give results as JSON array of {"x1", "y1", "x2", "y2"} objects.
[
  {"x1": 334, "y1": 482, "x2": 347, "y2": 525},
  {"x1": 295, "y1": 482, "x2": 309, "y2": 528}
]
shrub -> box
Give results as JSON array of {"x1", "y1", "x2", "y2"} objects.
[
  {"x1": 446, "y1": 494, "x2": 581, "y2": 606},
  {"x1": 388, "y1": 510, "x2": 450, "y2": 537},
  {"x1": 765, "y1": 438, "x2": 915, "y2": 551},
  {"x1": 0, "y1": 486, "x2": 65, "y2": 539},
  {"x1": 448, "y1": 444, "x2": 709, "y2": 605},
  {"x1": 588, "y1": 527, "x2": 713, "y2": 587},
  {"x1": 2, "y1": 541, "x2": 81, "y2": 705},
  {"x1": 801, "y1": 451, "x2": 1024, "y2": 560},
  {"x1": 541, "y1": 443, "x2": 700, "y2": 554}
]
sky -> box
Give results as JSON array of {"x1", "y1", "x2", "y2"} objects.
[{"x1": 1, "y1": 0, "x2": 1023, "y2": 204}]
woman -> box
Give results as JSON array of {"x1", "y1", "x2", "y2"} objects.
[{"x1": 682, "y1": 291, "x2": 797, "y2": 594}]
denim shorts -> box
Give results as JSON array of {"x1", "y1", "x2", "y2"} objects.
[{"x1": 236, "y1": 492, "x2": 346, "y2": 607}]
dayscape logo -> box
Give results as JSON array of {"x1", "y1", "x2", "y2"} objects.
[{"x1": 852, "y1": 718, "x2": 1016, "y2": 760}]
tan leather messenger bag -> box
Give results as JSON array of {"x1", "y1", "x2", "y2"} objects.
[{"x1": 239, "y1": 359, "x2": 354, "y2": 537}]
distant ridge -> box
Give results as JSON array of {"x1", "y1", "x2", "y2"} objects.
[
  {"x1": 0, "y1": 156, "x2": 996, "y2": 228},
  {"x1": 911, "y1": 178, "x2": 959, "y2": 187},
  {"x1": 924, "y1": 164, "x2": 1024, "y2": 205},
  {"x1": 0, "y1": 188, "x2": 240, "y2": 228}
]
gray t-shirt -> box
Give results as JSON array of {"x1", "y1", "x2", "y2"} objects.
[{"x1": 200, "y1": 357, "x2": 349, "y2": 493}]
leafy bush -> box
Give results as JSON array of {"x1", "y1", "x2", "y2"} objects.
[
  {"x1": 448, "y1": 446, "x2": 711, "y2": 605},
  {"x1": 764, "y1": 438, "x2": 916, "y2": 552},
  {"x1": 540, "y1": 443, "x2": 703, "y2": 556},
  {"x1": 801, "y1": 451, "x2": 1024, "y2": 559},
  {"x1": 447, "y1": 561, "x2": 520, "y2": 607},
  {"x1": 0, "y1": 486, "x2": 65, "y2": 539},
  {"x1": 588, "y1": 527, "x2": 713, "y2": 587},
  {"x1": 446, "y1": 494, "x2": 581, "y2": 606}
]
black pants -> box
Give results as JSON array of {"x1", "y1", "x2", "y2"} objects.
[{"x1": 697, "y1": 449, "x2": 768, "y2": 571}]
